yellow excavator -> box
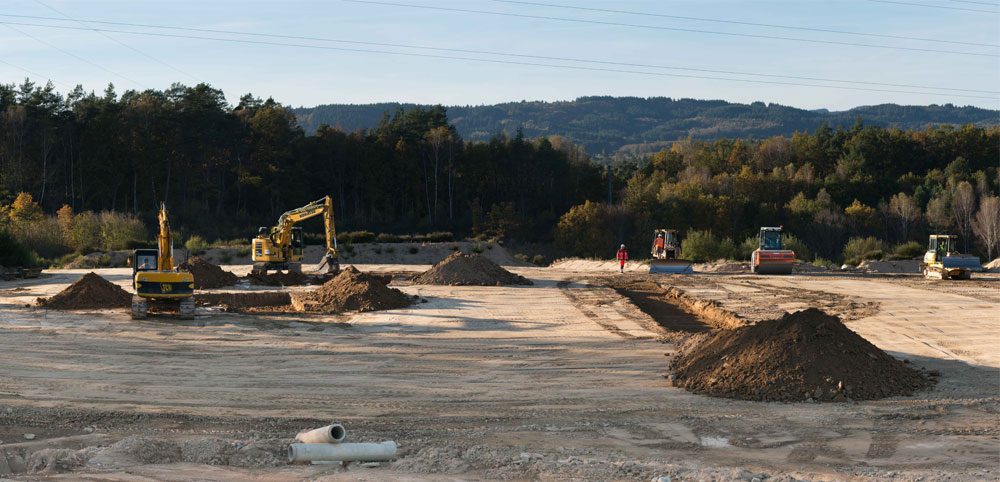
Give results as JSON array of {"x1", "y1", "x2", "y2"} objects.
[
  {"x1": 130, "y1": 203, "x2": 195, "y2": 319},
  {"x1": 252, "y1": 196, "x2": 339, "y2": 275},
  {"x1": 921, "y1": 234, "x2": 981, "y2": 280}
]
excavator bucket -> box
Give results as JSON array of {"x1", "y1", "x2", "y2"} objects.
[
  {"x1": 649, "y1": 259, "x2": 694, "y2": 274},
  {"x1": 315, "y1": 254, "x2": 340, "y2": 274}
]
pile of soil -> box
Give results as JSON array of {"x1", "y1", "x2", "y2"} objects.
[
  {"x1": 292, "y1": 266, "x2": 413, "y2": 313},
  {"x1": 411, "y1": 252, "x2": 533, "y2": 286},
  {"x1": 178, "y1": 257, "x2": 239, "y2": 289},
  {"x1": 36, "y1": 272, "x2": 132, "y2": 310},
  {"x1": 247, "y1": 271, "x2": 316, "y2": 286},
  {"x1": 670, "y1": 308, "x2": 931, "y2": 402}
]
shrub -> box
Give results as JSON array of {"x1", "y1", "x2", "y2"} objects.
[
  {"x1": 220, "y1": 253, "x2": 234, "y2": 264},
  {"x1": 373, "y1": 247, "x2": 382, "y2": 254},
  {"x1": 98, "y1": 211, "x2": 147, "y2": 251},
  {"x1": 783, "y1": 233, "x2": 811, "y2": 262},
  {"x1": 449, "y1": 244, "x2": 459, "y2": 251},
  {"x1": 236, "y1": 246, "x2": 251, "y2": 257},
  {"x1": 894, "y1": 241, "x2": 925, "y2": 259},
  {"x1": 515, "y1": 253, "x2": 530, "y2": 263},
  {"x1": 385, "y1": 246, "x2": 395, "y2": 254},
  {"x1": 738, "y1": 236, "x2": 758, "y2": 260},
  {"x1": 532, "y1": 254, "x2": 546, "y2": 266},
  {"x1": 554, "y1": 201, "x2": 614, "y2": 258},
  {"x1": 11, "y1": 216, "x2": 66, "y2": 258},
  {"x1": 376, "y1": 233, "x2": 401, "y2": 243},
  {"x1": 343, "y1": 230, "x2": 375, "y2": 243},
  {"x1": 408, "y1": 246, "x2": 419, "y2": 254},
  {"x1": 97, "y1": 254, "x2": 112, "y2": 267},
  {"x1": 423, "y1": 231, "x2": 454, "y2": 242},
  {"x1": 811, "y1": 256, "x2": 834, "y2": 268},
  {"x1": 486, "y1": 243, "x2": 493, "y2": 250},
  {"x1": 343, "y1": 243, "x2": 355, "y2": 254},
  {"x1": 843, "y1": 237, "x2": 889, "y2": 263},
  {"x1": 680, "y1": 230, "x2": 736, "y2": 263},
  {"x1": 0, "y1": 228, "x2": 38, "y2": 267},
  {"x1": 471, "y1": 244, "x2": 484, "y2": 254},
  {"x1": 185, "y1": 235, "x2": 209, "y2": 255},
  {"x1": 68, "y1": 211, "x2": 101, "y2": 252}
]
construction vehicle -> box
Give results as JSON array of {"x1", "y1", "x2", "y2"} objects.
[
  {"x1": 751, "y1": 226, "x2": 795, "y2": 274},
  {"x1": 252, "y1": 196, "x2": 339, "y2": 276},
  {"x1": 130, "y1": 203, "x2": 195, "y2": 319},
  {"x1": 649, "y1": 229, "x2": 693, "y2": 274},
  {"x1": 921, "y1": 234, "x2": 981, "y2": 279}
]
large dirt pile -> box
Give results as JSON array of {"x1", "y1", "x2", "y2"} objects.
[
  {"x1": 412, "y1": 252, "x2": 533, "y2": 286},
  {"x1": 178, "y1": 257, "x2": 239, "y2": 289},
  {"x1": 36, "y1": 272, "x2": 132, "y2": 309},
  {"x1": 292, "y1": 266, "x2": 413, "y2": 313},
  {"x1": 670, "y1": 308, "x2": 930, "y2": 402}
]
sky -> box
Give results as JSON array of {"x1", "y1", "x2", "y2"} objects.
[{"x1": 0, "y1": 0, "x2": 997, "y2": 111}]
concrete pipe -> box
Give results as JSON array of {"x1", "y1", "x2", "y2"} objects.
[
  {"x1": 287, "y1": 441, "x2": 397, "y2": 464},
  {"x1": 295, "y1": 423, "x2": 346, "y2": 444}
]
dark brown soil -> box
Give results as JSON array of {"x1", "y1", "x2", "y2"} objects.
[
  {"x1": 292, "y1": 266, "x2": 413, "y2": 313},
  {"x1": 178, "y1": 258, "x2": 238, "y2": 289},
  {"x1": 411, "y1": 252, "x2": 533, "y2": 286},
  {"x1": 247, "y1": 271, "x2": 331, "y2": 286},
  {"x1": 670, "y1": 308, "x2": 931, "y2": 402},
  {"x1": 36, "y1": 272, "x2": 132, "y2": 310},
  {"x1": 195, "y1": 292, "x2": 291, "y2": 310}
]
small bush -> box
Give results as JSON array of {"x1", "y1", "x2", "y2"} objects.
[
  {"x1": 97, "y1": 254, "x2": 111, "y2": 267},
  {"x1": 515, "y1": 253, "x2": 530, "y2": 263},
  {"x1": 374, "y1": 247, "x2": 383, "y2": 254},
  {"x1": 385, "y1": 246, "x2": 395, "y2": 253},
  {"x1": 843, "y1": 237, "x2": 888, "y2": 263},
  {"x1": 738, "y1": 236, "x2": 758, "y2": 260},
  {"x1": 471, "y1": 244, "x2": 484, "y2": 254},
  {"x1": 185, "y1": 235, "x2": 208, "y2": 255},
  {"x1": 532, "y1": 254, "x2": 546, "y2": 266},
  {"x1": 0, "y1": 229, "x2": 39, "y2": 267},
  {"x1": 424, "y1": 231, "x2": 454, "y2": 242},
  {"x1": 680, "y1": 230, "x2": 736, "y2": 263},
  {"x1": 449, "y1": 244, "x2": 460, "y2": 251},
  {"x1": 783, "y1": 233, "x2": 811, "y2": 262},
  {"x1": 98, "y1": 211, "x2": 147, "y2": 251},
  {"x1": 236, "y1": 246, "x2": 250, "y2": 257},
  {"x1": 862, "y1": 249, "x2": 884, "y2": 261},
  {"x1": 894, "y1": 241, "x2": 925, "y2": 259},
  {"x1": 343, "y1": 231, "x2": 375, "y2": 243},
  {"x1": 811, "y1": 256, "x2": 833, "y2": 268},
  {"x1": 376, "y1": 233, "x2": 401, "y2": 243},
  {"x1": 220, "y1": 253, "x2": 234, "y2": 264},
  {"x1": 409, "y1": 246, "x2": 419, "y2": 254},
  {"x1": 343, "y1": 243, "x2": 355, "y2": 254},
  {"x1": 486, "y1": 243, "x2": 493, "y2": 250}
]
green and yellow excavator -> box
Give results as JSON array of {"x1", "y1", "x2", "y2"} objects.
[
  {"x1": 252, "y1": 196, "x2": 339, "y2": 275},
  {"x1": 130, "y1": 203, "x2": 195, "y2": 319}
]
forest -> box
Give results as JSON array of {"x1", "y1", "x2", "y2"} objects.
[{"x1": 0, "y1": 79, "x2": 998, "y2": 267}]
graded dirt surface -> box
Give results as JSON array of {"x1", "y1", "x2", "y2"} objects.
[{"x1": 0, "y1": 267, "x2": 997, "y2": 480}]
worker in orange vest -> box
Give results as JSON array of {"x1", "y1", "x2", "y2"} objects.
[
  {"x1": 616, "y1": 244, "x2": 628, "y2": 273},
  {"x1": 654, "y1": 233, "x2": 665, "y2": 257}
]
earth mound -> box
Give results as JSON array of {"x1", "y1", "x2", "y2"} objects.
[
  {"x1": 36, "y1": 272, "x2": 132, "y2": 309},
  {"x1": 292, "y1": 266, "x2": 413, "y2": 313},
  {"x1": 670, "y1": 308, "x2": 930, "y2": 402},
  {"x1": 178, "y1": 257, "x2": 239, "y2": 289},
  {"x1": 412, "y1": 252, "x2": 533, "y2": 286}
]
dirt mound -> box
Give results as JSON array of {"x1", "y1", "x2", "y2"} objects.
[
  {"x1": 292, "y1": 266, "x2": 413, "y2": 313},
  {"x1": 36, "y1": 272, "x2": 132, "y2": 309},
  {"x1": 412, "y1": 252, "x2": 533, "y2": 286},
  {"x1": 695, "y1": 260, "x2": 749, "y2": 273},
  {"x1": 178, "y1": 257, "x2": 239, "y2": 289},
  {"x1": 670, "y1": 308, "x2": 930, "y2": 402},
  {"x1": 246, "y1": 270, "x2": 326, "y2": 286},
  {"x1": 984, "y1": 258, "x2": 1000, "y2": 273}
]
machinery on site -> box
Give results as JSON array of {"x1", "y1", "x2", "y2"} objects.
[
  {"x1": 649, "y1": 229, "x2": 693, "y2": 274},
  {"x1": 921, "y1": 234, "x2": 981, "y2": 280},
  {"x1": 751, "y1": 226, "x2": 795, "y2": 274},
  {"x1": 252, "y1": 196, "x2": 339, "y2": 276},
  {"x1": 130, "y1": 203, "x2": 195, "y2": 319}
]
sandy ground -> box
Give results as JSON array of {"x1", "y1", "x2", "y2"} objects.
[{"x1": 0, "y1": 265, "x2": 998, "y2": 481}]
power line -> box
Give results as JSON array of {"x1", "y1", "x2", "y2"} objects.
[
  {"x1": 2, "y1": 23, "x2": 146, "y2": 88},
  {"x1": 344, "y1": 0, "x2": 998, "y2": 58},
  {"x1": 0, "y1": 57, "x2": 73, "y2": 89},
  {"x1": 32, "y1": 0, "x2": 201, "y2": 84},
  {"x1": 490, "y1": 0, "x2": 997, "y2": 48},
  {"x1": 0, "y1": 20, "x2": 995, "y2": 100},
  {"x1": 947, "y1": 0, "x2": 999, "y2": 5},
  {"x1": 869, "y1": 0, "x2": 999, "y2": 13},
  {"x1": 1, "y1": 18, "x2": 995, "y2": 95}
]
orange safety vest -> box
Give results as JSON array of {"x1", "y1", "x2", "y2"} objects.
[
  {"x1": 654, "y1": 238, "x2": 664, "y2": 248},
  {"x1": 617, "y1": 248, "x2": 628, "y2": 261}
]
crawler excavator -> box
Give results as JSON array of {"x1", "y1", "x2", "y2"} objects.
[
  {"x1": 130, "y1": 203, "x2": 195, "y2": 319},
  {"x1": 252, "y1": 196, "x2": 339, "y2": 276}
]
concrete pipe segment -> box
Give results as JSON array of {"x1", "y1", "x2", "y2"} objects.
[
  {"x1": 295, "y1": 423, "x2": 346, "y2": 444},
  {"x1": 287, "y1": 441, "x2": 397, "y2": 463}
]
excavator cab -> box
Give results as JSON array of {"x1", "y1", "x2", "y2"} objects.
[{"x1": 290, "y1": 227, "x2": 304, "y2": 260}]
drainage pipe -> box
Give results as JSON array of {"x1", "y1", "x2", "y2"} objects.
[
  {"x1": 295, "y1": 423, "x2": 346, "y2": 444},
  {"x1": 287, "y1": 441, "x2": 397, "y2": 463}
]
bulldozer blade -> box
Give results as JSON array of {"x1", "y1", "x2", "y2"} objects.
[
  {"x1": 649, "y1": 259, "x2": 694, "y2": 274},
  {"x1": 942, "y1": 255, "x2": 982, "y2": 271}
]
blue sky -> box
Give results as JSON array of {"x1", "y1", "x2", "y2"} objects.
[{"x1": 0, "y1": 0, "x2": 997, "y2": 110}]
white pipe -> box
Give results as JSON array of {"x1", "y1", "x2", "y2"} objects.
[
  {"x1": 295, "y1": 423, "x2": 346, "y2": 444},
  {"x1": 287, "y1": 442, "x2": 397, "y2": 464}
]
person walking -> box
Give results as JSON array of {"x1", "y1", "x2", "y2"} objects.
[{"x1": 616, "y1": 244, "x2": 628, "y2": 273}]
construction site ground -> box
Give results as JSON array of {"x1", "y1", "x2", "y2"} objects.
[{"x1": 0, "y1": 264, "x2": 997, "y2": 481}]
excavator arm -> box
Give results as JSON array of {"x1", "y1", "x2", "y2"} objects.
[{"x1": 157, "y1": 202, "x2": 174, "y2": 270}]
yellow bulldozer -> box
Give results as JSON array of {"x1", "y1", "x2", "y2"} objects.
[
  {"x1": 130, "y1": 203, "x2": 195, "y2": 319},
  {"x1": 252, "y1": 196, "x2": 339, "y2": 276},
  {"x1": 649, "y1": 229, "x2": 693, "y2": 274},
  {"x1": 921, "y1": 234, "x2": 981, "y2": 280}
]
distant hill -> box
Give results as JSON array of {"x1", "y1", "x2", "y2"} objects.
[{"x1": 292, "y1": 96, "x2": 999, "y2": 157}]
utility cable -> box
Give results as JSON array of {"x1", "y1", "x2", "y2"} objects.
[
  {"x1": 31, "y1": 0, "x2": 201, "y2": 84},
  {"x1": 0, "y1": 18, "x2": 995, "y2": 94},
  {"x1": 344, "y1": 0, "x2": 997, "y2": 58},
  {"x1": 490, "y1": 0, "x2": 997, "y2": 48},
  {"x1": 868, "y1": 0, "x2": 999, "y2": 13},
  {"x1": 0, "y1": 20, "x2": 994, "y2": 100}
]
